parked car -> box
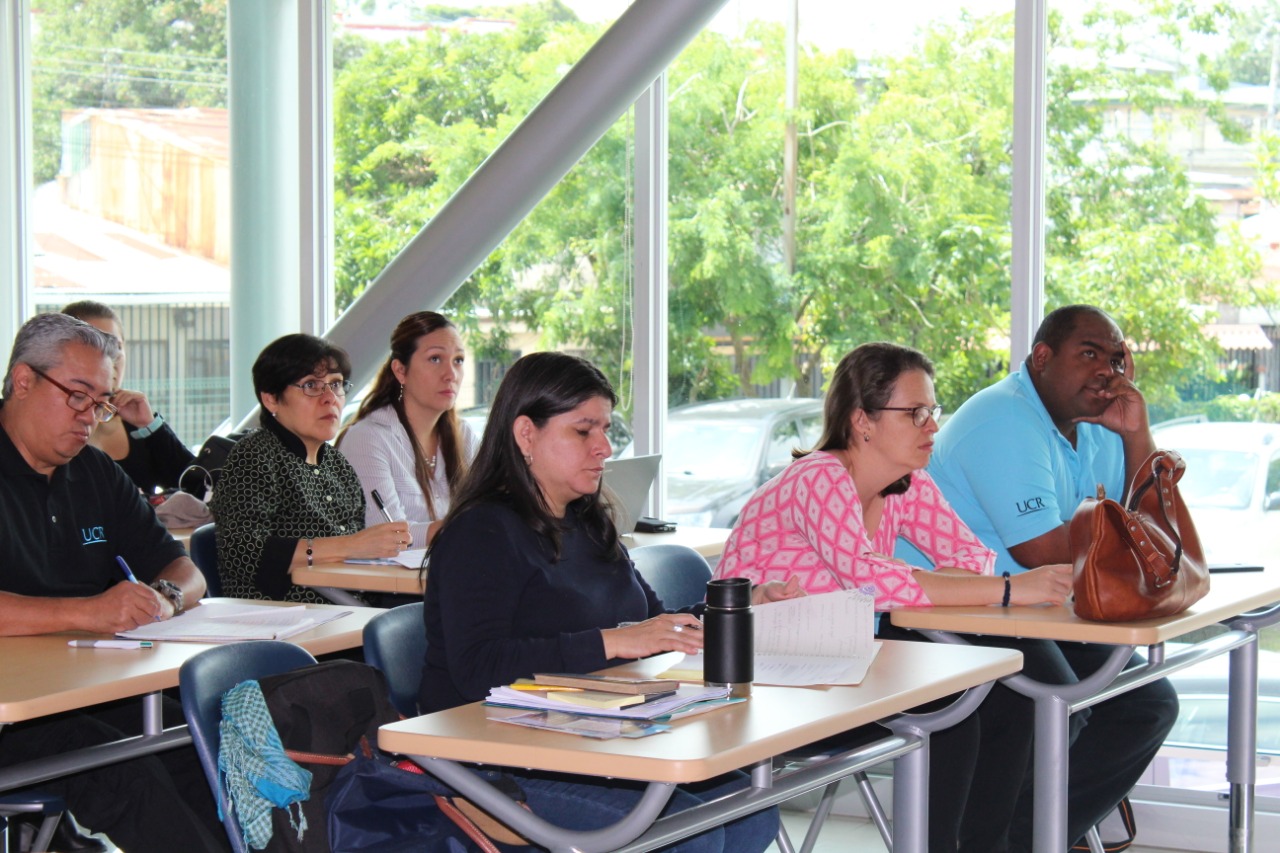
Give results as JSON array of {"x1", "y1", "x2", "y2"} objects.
[
  {"x1": 459, "y1": 406, "x2": 634, "y2": 459},
  {"x1": 1149, "y1": 421, "x2": 1280, "y2": 566},
  {"x1": 664, "y1": 398, "x2": 824, "y2": 528}
]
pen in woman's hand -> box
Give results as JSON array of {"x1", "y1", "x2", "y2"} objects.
[{"x1": 370, "y1": 489, "x2": 395, "y2": 524}]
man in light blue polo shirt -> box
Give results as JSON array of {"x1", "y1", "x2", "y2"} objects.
[{"x1": 903, "y1": 305, "x2": 1178, "y2": 851}]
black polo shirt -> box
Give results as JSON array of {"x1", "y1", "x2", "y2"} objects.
[{"x1": 0, "y1": 403, "x2": 185, "y2": 597}]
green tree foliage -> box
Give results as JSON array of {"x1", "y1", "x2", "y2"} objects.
[
  {"x1": 329, "y1": 1, "x2": 1271, "y2": 410},
  {"x1": 31, "y1": 0, "x2": 228, "y2": 181}
]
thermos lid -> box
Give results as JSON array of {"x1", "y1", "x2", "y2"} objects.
[{"x1": 706, "y1": 577, "x2": 751, "y2": 609}]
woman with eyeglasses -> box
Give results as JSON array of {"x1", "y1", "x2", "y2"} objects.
[
  {"x1": 210, "y1": 334, "x2": 410, "y2": 603},
  {"x1": 715, "y1": 341, "x2": 1072, "y2": 852}
]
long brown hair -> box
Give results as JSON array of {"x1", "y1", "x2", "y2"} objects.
[
  {"x1": 340, "y1": 311, "x2": 465, "y2": 518},
  {"x1": 801, "y1": 342, "x2": 934, "y2": 497}
]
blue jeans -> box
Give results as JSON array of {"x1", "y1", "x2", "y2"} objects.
[{"x1": 501, "y1": 768, "x2": 779, "y2": 852}]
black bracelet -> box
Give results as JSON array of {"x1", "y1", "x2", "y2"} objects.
[{"x1": 1001, "y1": 571, "x2": 1012, "y2": 607}]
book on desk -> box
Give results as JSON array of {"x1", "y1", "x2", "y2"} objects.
[{"x1": 663, "y1": 589, "x2": 882, "y2": 687}]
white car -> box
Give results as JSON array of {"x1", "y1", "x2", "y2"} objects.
[{"x1": 1149, "y1": 421, "x2": 1280, "y2": 566}]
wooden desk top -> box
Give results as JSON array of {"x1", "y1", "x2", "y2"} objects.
[
  {"x1": 379, "y1": 640, "x2": 1022, "y2": 784},
  {"x1": 891, "y1": 570, "x2": 1280, "y2": 645},
  {"x1": 293, "y1": 561, "x2": 425, "y2": 595},
  {"x1": 0, "y1": 599, "x2": 379, "y2": 724},
  {"x1": 292, "y1": 527, "x2": 734, "y2": 595},
  {"x1": 622, "y1": 527, "x2": 732, "y2": 559}
]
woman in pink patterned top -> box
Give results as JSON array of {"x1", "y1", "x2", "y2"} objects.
[
  {"x1": 717, "y1": 342, "x2": 1071, "y2": 610},
  {"x1": 715, "y1": 342, "x2": 1071, "y2": 853}
]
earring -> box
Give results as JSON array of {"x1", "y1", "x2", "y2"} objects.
[
  {"x1": 863, "y1": 433, "x2": 870, "y2": 442},
  {"x1": 271, "y1": 411, "x2": 278, "y2": 419},
  {"x1": 523, "y1": 454, "x2": 532, "y2": 466},
  {"x1": 398, "y1": 383, "x2": 405, "y2": 402}
]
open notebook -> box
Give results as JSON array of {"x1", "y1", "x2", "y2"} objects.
[{"x1": 117, "y1": 602, "x2": 351, "y2": 643}]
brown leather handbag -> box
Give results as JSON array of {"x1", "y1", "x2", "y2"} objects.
[{"x1": 1069, "y1": 450, "x2": 1209, "y2": 622}]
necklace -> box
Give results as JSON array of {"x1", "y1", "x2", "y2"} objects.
[{"x1": 424, "y1": 451, "x2": 438, "y2": 475}]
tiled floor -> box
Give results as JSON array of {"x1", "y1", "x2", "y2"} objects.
[{"x1": 773, "y1": 809, "x2": 1181, "y2": 852}]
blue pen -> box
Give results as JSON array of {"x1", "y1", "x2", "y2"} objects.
[
  {"x1": 118, "y1": 556, "x2": 161, "y2": 621},
  {"x1": 116, "y1": 556, "x2": 140, "y2": 584}
]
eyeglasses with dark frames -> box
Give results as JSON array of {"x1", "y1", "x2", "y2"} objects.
[
  {"x1": 878, "y1": 404, "x2": 943, "y2": 428},
  {"x1": 29, "y1": 367, "x2": 118, "y2": 423},
  {"x1": 290, "y1": 379, "x2": 354, "y2": 398}
]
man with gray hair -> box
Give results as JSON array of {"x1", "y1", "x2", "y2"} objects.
[{"x1": 0, "y1": 313, "x2": 226, "y2": 852}]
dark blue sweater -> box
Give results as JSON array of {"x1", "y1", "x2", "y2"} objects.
[{"x1": 421, "y1": 500, "x2": 666, "y2": 713}]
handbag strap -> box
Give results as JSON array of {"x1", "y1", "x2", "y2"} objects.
[{"x1": 1123, "y1": 452, "x2": 1185, "y2": 585}]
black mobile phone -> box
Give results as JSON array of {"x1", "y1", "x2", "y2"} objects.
[{"x1": 635, "y1": 517, "x2": 677, "y2": 533}]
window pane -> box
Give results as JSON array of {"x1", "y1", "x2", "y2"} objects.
[
  {"x1": 29, "y1": 0, "x2": 230, "y2": 453},
  {"x1": 1041, "y1": 0, "x2": 1280, "y2": 818},
  {"x1": 331, "y1": 5, "x2": 632, "y2": 442},
  {"x1": 665, "y1": 1, "x2": 1014, "y2": 527}
]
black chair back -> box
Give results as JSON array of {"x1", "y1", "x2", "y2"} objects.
[{"x1": 189, "y1": 523, "x2": 220, "y2": 598}]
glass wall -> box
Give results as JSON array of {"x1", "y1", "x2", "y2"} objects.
[
  {"x1": 28, "y1": 0, "x2": 230, "y2": 450},
  {"x1": 330, "y1": 4, "x2": 634, "y2": 426}
]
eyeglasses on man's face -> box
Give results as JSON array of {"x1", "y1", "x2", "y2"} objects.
[
  {"x1": 878, "y1": 404, "x2": 943, "y2": 428},
  {"x1": 291, "y1": 379, "x2": 354, "y2": 398},
  {"x1": 29, "y1": 367, "x2": 118, "y2": 423}
]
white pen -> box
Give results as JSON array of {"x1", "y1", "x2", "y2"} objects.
[
  {"x1": 370, "y1": 489, "x2": 395, "y2": 524},
  {"x1": 68, "y1": 640, "x2": 154, "y2": 650}
]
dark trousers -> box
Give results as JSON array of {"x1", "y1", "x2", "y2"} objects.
[
  {"x1": 955, "y1": 635, "x2": 1179, "y2": 852},
  {"x1": 0, "y1": 695, "x2": 230, "y2": 853}
]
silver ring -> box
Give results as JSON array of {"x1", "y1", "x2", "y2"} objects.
[{"x1": 672, "y1": 625, "x2": 684, "y2": 633}]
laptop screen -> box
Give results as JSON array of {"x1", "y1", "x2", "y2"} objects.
[{"x1": 602, "y1": 454, "x2": 662, "y2": 534}]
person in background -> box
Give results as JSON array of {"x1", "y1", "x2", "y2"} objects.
[
  {"x1": 422, "y1": 351, "x2": 799, "y2": 853},
  {"x1": 0, "y1": 313, "x2": 224, "y2": 853},
  {"x1": 61, "y1": 300, "x2": 198, "y2": 495},
  {"x1": 338, "y1": 311, "x2": 478, "y2": 547},
  {"x1": 901, "y1": 305, "x2": 1179, "y2": 851},
  {"x1": 210, "y1": 333, "x2": 410, "y2": 603},
  {"x1": 715, "y1": 341, "x2": 1073, "y2": 853}
]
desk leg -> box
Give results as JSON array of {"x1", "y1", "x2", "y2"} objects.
[
  {"x1": 891, "y1": 733, "x2": 929, "y2": 853},
  {"x1": 1227, "y1": 637, "x2": 1258, "y2": 853},
  {"x1": 142, "y1": 692, "x2": 163, "y2": 736},
  {"x1": 1032, "y1": 691, "x2": 1072, "y2": 853}
]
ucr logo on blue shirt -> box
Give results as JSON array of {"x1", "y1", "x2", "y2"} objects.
[
  {"x1": 80, "y1": 526, "x2": 107, "y2": 545},
  {"x1": 1015, "y1": 497, "x2": 1047, "y2": 516}
]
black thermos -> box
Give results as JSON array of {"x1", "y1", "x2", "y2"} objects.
[{"x1": 703, "y1": 577, "x2": 753, "y2": 698}]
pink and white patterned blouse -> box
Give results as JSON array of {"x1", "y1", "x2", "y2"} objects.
[{"x1": 716, "y1": 451, "x2": 995, "y2": 609}]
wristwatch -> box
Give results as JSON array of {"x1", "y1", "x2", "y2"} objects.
[{"x1": 150, "y1": 579, "x2": 184, "y2": 613}]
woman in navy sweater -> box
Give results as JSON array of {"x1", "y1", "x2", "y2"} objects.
[{"x1": 421, "y1": 351, "x2": 795, "y2": 853}]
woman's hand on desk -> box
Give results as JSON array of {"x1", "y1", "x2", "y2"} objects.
[
  {"x1": 345, "y1": 521, "x2": 413, "y2": 559},
  {"x1": 752, "y1": 576, "x2": 805, "y2": 605},
  {"x1": 1011, "y1": 563, "x2": 1074, "y2": 606},
  {"x1": 601, "y1": 614, "x2": 704, "y2": 659}
]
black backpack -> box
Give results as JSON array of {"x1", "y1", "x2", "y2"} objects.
[{"x1": 258, "y1": 659, "x2": 401, "y2": 852}]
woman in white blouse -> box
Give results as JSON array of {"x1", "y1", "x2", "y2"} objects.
[{"x1": 339, "y1": 312, "x2": 479, "y2": 546}]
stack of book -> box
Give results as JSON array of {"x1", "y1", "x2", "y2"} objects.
[{"x1": 483, "y1": 673, "x2": 737, "y2": 739}]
